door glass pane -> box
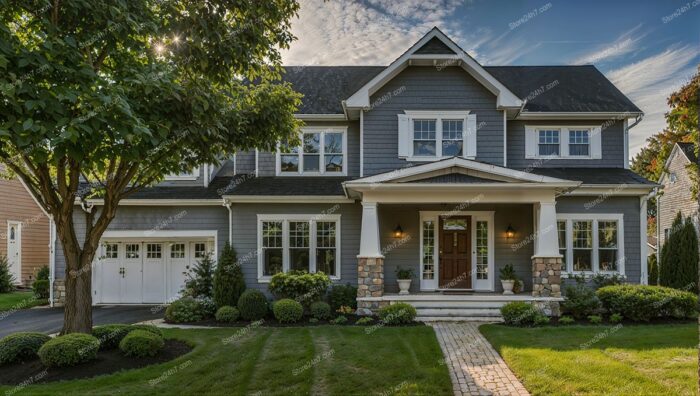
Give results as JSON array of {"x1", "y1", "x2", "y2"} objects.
[
  {"x1": 289, "y1": 221, "x2": 310, "y2": 272},
  {"x1": 126, "y1": 244, "x2": 140, "y2": 259},
  {"x1": 476, "y1": 221, "x2": 488, "y2": 280},
  {"x1": 193, "y1": 243, "x2": 207, "y2": 258},
  {"x1": 422, "y1": 221, "x2": 435, "y2": 280},
  {"x1": 171, "y1": 243, "x2": 185, "y2": 258},
  {"x1": 9, "y1": 226, "x2": 15, "y2": 240},
  {"x1": 443, "y1": 219, "x2": 467, "y2": 230}
]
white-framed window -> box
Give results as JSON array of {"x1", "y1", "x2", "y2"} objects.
[
  {"x1": 146, "y1": 243, "x2": 162, "y2": 259},
  {"x1": 257, "y1": 214, "x2": 341, "y2": 281},
  {"x1": 193, "y1": 242, "x2": 207, "y2": 259},
  {"x1": 669, "y1": 172, "x2": 677, "y2": 184},
  {"x1": 104, "y1": 243, "x2": 119, "y2": 259},
  {"x1": 165, "y1": 167, "x2": 199, "y2": 180},
  {"x1": 276, "y1": 127, "x2": 347, "y2": 176},
  {"x1": 557, "y1": 214, "x2": 624, "y2": 274},
  {"x1": 171, "y1": 243, "x2": 185, "y2": 259},
  {"x1": 125, "y1": 243, "x2": 140, "y2": 259},
  {"x1": 525, "y1": 125, "x2": 602, "y2": 159},
  {"x1": 398, "y1": 111, "x2": 476, "y2": 160}
]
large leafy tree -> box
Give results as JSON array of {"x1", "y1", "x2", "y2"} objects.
[{"x1": 0, "y1": 0, "x2": 302, "y2": 333}]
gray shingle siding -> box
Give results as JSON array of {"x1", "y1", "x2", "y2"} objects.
[
  {"x1": 507, "y1": 119, "x2": 626, "y2": 168},
  {"x1": 658, "y1": 147, "x2": 697, "y2": 247},
  {"x1": 235, "y1": 151, "x2": 256, "y2": 175},
  {"x1": 362, "y1": 66, "x2": 504, "y2": 176}
]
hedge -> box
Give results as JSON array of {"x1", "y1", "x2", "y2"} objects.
[{"x1": 596, "y1": 285, "x2": 697, "y2": 321}]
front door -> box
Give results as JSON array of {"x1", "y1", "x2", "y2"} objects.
[
  {"x1": 6, "y1": 222, "x2": 21, "y2": 284},
  {"x1": 439, "y1": 216, "x2": 471, "y2": 289}
]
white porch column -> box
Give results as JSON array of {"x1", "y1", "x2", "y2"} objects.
[
  {"x1": 533, "y1": 201, "x2": 560, "y2": 257},
  {"x1": 358, "y1": 201, "x2": 383, "y2": 258},
  {"x1": 532, "y1": 201, "x2": 562, "y2": 303}
]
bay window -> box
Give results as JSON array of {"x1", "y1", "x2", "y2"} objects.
[
  {"x1": 557, "y1": 214, "x2": 624, "y2": 274},
  {"x1": 277, "y1": 127, "x2": 347, "y2": 175},
  {"x1": 258, "y1": 215, "x2": 341, "y2": 280}
]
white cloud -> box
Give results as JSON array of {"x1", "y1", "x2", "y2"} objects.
[
  {"x1": 571, "y1": 24, "x2": 646, "y2": 65},
  {"x1": 605, "y1": 44, "x2": 700, "y2": 156}
]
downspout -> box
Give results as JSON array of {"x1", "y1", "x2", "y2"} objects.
[
  {"x1": 224, "y1": 200, "x2": 233, "y2": 245},
  {"x1": 627, "y1": 113, "x2": 644, "y2": 130},
  {"x1": 49, "y1": 216, "x2": 56, "y2": 307}
]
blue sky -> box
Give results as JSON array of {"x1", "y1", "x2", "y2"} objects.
[{"x1": 281, "y1": 0, "x2": 700, "y2": 157}]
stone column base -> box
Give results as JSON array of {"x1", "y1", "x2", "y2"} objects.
[
  {"x1": 533, "y1": 300, "x2": 561, "y2": 317},
  {"x1": 356, "y1": 257, "x2": 385, "y2": 316},
  {"x1": 357, "y1": 299, "x2": 390, "y2": 315},
  {"x1": 52, "y1": 278, "x2": 66, "y2": 307},
  {"x1": 532, "y1": 256, "x2": 562, "y2": 298}
]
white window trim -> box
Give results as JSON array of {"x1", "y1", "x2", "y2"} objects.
[
  {"x1": 557, "y1": 213, "x2": 625, "y2": 276},
  {"x1": 404, "y1": 110, "x2": 473, "y2": 161},
  {"x1": 276, "y1": 126, "x2": 348, "y2": 176},
  {"x1": 526, "y1": 125, "x2": 601, "y2": 160},
  {"x1": 257, "y1": 214, "x2": 342, "y2": 282},
  {"x1": 165, "y1": 167, "x2": 199, "y2": 181}
]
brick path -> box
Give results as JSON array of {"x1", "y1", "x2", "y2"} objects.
[{"x1": 431, "y1": 322, "x2": 530, "y2": 396}]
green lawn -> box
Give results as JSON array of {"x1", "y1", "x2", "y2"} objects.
[
  {"x1": 0, "y1": 291, "x2": 47, "y2": 312},
  {"x1": 481, "y1": 323, "x2": 698, "y2": 396},
  {"x1": 1, "y1": 326, "x2": 452, "y2": 395}
]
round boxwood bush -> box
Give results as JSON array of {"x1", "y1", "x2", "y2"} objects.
[
  {"x1": 32, "y1": 279, "x2": 50, "y2": 299},
  {"x1": 119, "y1": 329, "x2": 164, "y2": 358},
  {"x1": 500, "y1": 301, "x2": 548, "y2": 327},
  {"x1": 596, "y1": 285, "x2": 697, "y2": 321},
  {"x1": 0, "y1": 332, "x2": 51, "y2": 364},
  {"x1": 165, "y1": 297, "x2": 205, "y2": 323},
  {"x1": 215, "y1": 306, "x2": 240, "y2": 323},
  {"x1": 378, "y1": 302, "x2": 417, "y2": 325},
  {"x1": 130, "y1": 324, "x2": 163, "y2": 337},
  {"x1": 310, "y1": 301, "x2": 331, "y2": 320},
  {"x1": 273, "y1": 299, "x2": 303, "y2": 323},
  {"x1": 562, "y1": 284, "x2": 601, "y2": 319},
  {"x1": 92, "y1": 324, "x2": 133, "y2": 350},
  {"x1": 38, "y1": 333, "x2": 100, "y2": 367},
  {"x1": 237, "y1": 289, "x2": 269, "y2": 321}
]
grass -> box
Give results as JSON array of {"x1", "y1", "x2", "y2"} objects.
[
  {"x1": 0, "y1": 291, "x2": 47, "y2": 312},
  {"x1": 481, "y1": 323, "x2": 698, "y2": 396},
  {"x1": 1, "y1": 326, "x2": 452, "y2": 395}
]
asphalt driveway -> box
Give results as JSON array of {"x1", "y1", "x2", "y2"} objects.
[{"x1": 0, "y1": 305, "x2": 164, "y2": 338}]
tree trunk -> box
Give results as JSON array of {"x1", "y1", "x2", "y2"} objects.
[{"x1": 60, "y1": 247, "x2": 95, "y2": 334}]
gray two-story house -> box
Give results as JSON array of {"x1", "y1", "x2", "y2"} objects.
[{"x1": 50, "y1": 28, "x2": 655, "y2": 318}]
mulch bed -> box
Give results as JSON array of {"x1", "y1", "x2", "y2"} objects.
[
  {"x1": 0, "y1": 339, "x2": 192, "y2": 385},
  {"x1": 167, "y1": 315, "x2": 425, "y2": 327}
]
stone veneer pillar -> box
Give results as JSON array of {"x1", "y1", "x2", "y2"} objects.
[
  {"x1": 52, "y1": 278, "x2": 66, "y2": 307},
  {"x1": 531, "y1": 257, "x2": 562, "y2": 298},
  {"x1": 356, "y1": 257, "x2": 388, "y2": 315}
]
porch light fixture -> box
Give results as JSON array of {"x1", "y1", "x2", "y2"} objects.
[
  {"x1": 393, "y1": 224, "x2": 404, "y2": 238},
  {"x1": 506, "y1": 224, "x2": 515, "y2": 239}
]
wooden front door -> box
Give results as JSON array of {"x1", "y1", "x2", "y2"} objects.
[{"x1": 439, "y1": 216, "x2": 471, "y2": 289}]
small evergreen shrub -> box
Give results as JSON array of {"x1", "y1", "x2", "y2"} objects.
[
  {"x1": 558, "y1": 316, "x2": 575, "y2": 325},
  {"x1": 328, "y1": 284, "x2": 357, "y2": 311},
  {"x1": 355, "y1": 317, "x2": 373, "y2": 325},
  {"x1": 38, "y1": 334, "x2": 100, "y2": 367},
  {"x1": 330, "y1": 315, "x2": 347, "y2": 325},
  {"x1": 596, "y1": 285, "x2": 697, "y2": 321},
  {"x1": 130, "y1": 325, "x2": 163, "y2": 337},
  {"x1": 0, "y1": 332, "x2": 51, "y2": 364},
  {"x1": 309, "y1": 318, "x2": 319, "y2": 324},
  {"x1": 501, "y1": 302, "x2": 548, "y2": 327},
  {"x1": 659, "y1": 213, "x2": 699, "y2": 293},
  {"x1": 215, "y1": 306, "x2": 240, "y2": 323},
  {"x1": 268, "y1": 271, "x2": 331, "y2": 305},
  {"x1": 647, "y1": 254, "x2": 659, "y2": 285},
  {"x1": 588, "y1": 315, "x2": 603, "y2": 324},
  {"x1": 591, "y1": 273, "x2": 626, "y2": 289},
  {"x1": 534, "y1": 315, "x2": 550, "y2": 326},
  {"x1": 273, "y1": 299, "x2": 303, "y2": 323},
  {"x1": 32, "y1": 279, "x2": 49, "y2": 299},
  {"x1": 609, "y1": 313, "x2": 623, "y2": 324},
  {"x1": 196, "y1": 297, "x2": 217, "y2": 317},
  {"x1": 36, "y1": 266, "x2": 50, "y2": 281},
  {"x1": 0, "y1": 255, "x2": 15, "y2": 293},
  {"x1": 183, "y1": 252, "x2": 215, "y2": 298},
  {"x1": 165, "y1": 297, "x2": 205, "y2": 323},
  {"x1": 119, "y1": 330, "x2": 164, "y2": 358},
  {"x1": 562, "y1": 284, "x2": 601, "y2": 319},
  {"x1": 310, "y1": 301, "x2": 331, "y2": 320},
  {"x1": 92, "y1": 324, "x2": 133, "y2": 349},
  {"x1": 213, "y1": 242, "x2": 246, "y2": 308},
  {"x1": 237, "y1": 289, "x2": 269, "y2": 321},
  {"x1": 378, "y1": 303, "x2": 417, "y2": 325}
]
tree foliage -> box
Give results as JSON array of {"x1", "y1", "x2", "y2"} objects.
[
  {"x1": 183, "y1": 252, "x2": 215, "y2": 299},
  {"x1": 0, "y1": 0, "x2": 301, "y2": 333},
  {"x1": 659, "y1": 212, "x2": 699, "y2": 293},
  {"x1": 213, "y1": 241, "x2": 246, "y2": 308}
]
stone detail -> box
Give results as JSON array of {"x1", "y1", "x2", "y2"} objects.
[
  {"x1": 532, "y1": 257, "x2": 562, "y2": 298},
  {"x1": 533, "y1": 300, "x2": 561, "y2": 317},
  {"x1": 356, "y1": 257, "x2": 388, "y2": 315},
  {"x1": 53, "y1": 278, "x2": 66, "y2": 307}
]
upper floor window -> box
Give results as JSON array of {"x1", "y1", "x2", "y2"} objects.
[
  {"x1": 277, "y1": 127, "x2": 347, "y2": 176},
  {"x1": 165, "y1": 167, "x2": 199, "y2": 181},
  {"x1": 398, "y1": 111, "x2": 476, "y2": 160},
  {"x1": 669, "y1": 172, "x2": 677, "y2": 184},
  {"x1": 526, "y1": 125, "x2": 602, "y2": 160}
]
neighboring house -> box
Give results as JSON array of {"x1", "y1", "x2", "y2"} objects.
[
  {"x1": 50, "y1": 28, "x2": 655, "y2": 317},
  {"x1": 657, "y1": 142, "x2": 698, "y2": 253},
  {"x1": 0, "y1": 164, "x2": 52, "y2": 287}
]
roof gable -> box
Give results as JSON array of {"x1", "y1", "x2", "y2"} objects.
[{"x1": 414, "y1": 37, "x2": 456, "y2": 55}]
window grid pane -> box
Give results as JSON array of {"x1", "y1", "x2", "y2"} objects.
[
  {"x1": 598, "y1": 221, "x2": 618, "y2": 271},
  {"x1": 171, "y1": 243, "x2": 185, "y2": 259},
  {"x1": 126, "y1": 244, "x2": 140, "y2": 259},
  {"x1": 194, "y1": 243, "x2": 207, "y2": 258},
  {"x1": 538, "y1": 129, "x2": 560, "y2": 156},
  {"x1": 422, "y1": 220, "x2": 435, "y2": 280},
  {"x1": 413, "y1": 119, "x2": 437, "y2": 156},
  {"x1": 557, "y1": 221, "x2": 567, "y2": 270},
  {"x1": 572, "y1": 221, "x2": 592, "y2": 271},
  {"x1": 289, "y1": 222, "x2": 310, "y2": 273},
  {"x1": 146, "y1": 243, "x2": 162, "y2": 259},
  {"x1": 476, "y1": 221, "x2": 488, "y2": 280},
  {"x1": 262, "y1": 221, "x2": 283, "y2": 276},
  {"x1": 316, "y1": 221, "x2": 337, "y2": 276},
  {"x1": 442, "y1": 119, "x2": 463, "y2": 156},
  {"x1": 104, "y1": 243, "x2": 118, "y2": 259}
]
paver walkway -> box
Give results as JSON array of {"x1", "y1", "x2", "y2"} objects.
[{"x1": 431, "y1": 322, "x2": 530, "y2": 396}]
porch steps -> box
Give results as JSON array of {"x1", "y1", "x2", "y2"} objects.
[{"x1": 381, "y1": 294, "x2": 533, "y2": 322}]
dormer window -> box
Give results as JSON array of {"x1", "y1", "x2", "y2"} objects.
[
  {"x1": 165, "y1": 167, "x2": 199, "y2": 180},
  {"x1": 277, "y1": 127, "x2": 347, "y2": 176},
  {"x1": 398, "y1": 110, "x2": 476, "y2": 161}
]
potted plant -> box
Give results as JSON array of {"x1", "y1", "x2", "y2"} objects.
[
  {"x1": 395, "y1": 267, "x2": 414, "y2": 295},
  {"x1": 499, "y1": 264, "x2": 517, "y2": 295}
]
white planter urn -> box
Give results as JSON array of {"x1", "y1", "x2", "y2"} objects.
[
  {"x1": 501, "y1": 280, "x2": 515, "y2": 295},
  {"x1": 397, "y1": 279, "x2": 412, "y2": 295}
]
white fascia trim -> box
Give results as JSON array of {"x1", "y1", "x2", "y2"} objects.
[
  {"x1": 84, "y1": 199, "x2": 223, "y2": 206},
  {"x1": 224, "y1": 195, "x2": 353, "y2": 203},
  {"x1": 350, "y1": 157, "x2": 573, "y2": 184},
  {"x1": 517, "y1": 112, "x2": 643, "y2": 120},
  {"x1": 344, "y1": 28, "x2": 522, "y2": 109},
  {"x1": 346, "y1": 182, "x2": 579, "y2": 192},
  {"x1": 102, "y1": 230, "x2": 218, "y2": 239},
  {"x1": 295, "y1": 114, "x2": 347, "y2": 121},
  {"x1": 404, "y1": 110, "x2": 471, "y2": 117},
  {"x1": 564, "y1": 185, "x2": 656, "y2": 196}
]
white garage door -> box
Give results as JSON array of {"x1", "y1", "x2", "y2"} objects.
[{"x1": 95, "y1": 240, "x2": 213, "y2": 304}]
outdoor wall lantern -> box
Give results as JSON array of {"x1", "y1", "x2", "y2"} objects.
[
  {"x1": 506, "y1": 224, "x2": 516, "y2": 239},
  {"x1": 393, "y1": 224, "x2": 404, "y2": 238}
]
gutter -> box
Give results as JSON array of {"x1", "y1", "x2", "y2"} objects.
[
  {"x1": 224, "y1": 200, "x2": 233, "y2": 245},
  {"x1": 628, "y1": 113, "x2": 644, "y2": 130}
]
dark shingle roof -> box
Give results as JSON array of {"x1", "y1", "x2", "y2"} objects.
[
  {"x1": 677, "y1": 142, "x2": 697, "y2": 163},
  {"x1": 484, "y1": 65, "x2": 641, "y2": 113},
  {"x1": 117, "y1": 177, "x2": 234, "y2": 200},
  {"x1": 223, "y1": 176, "x2": 350, "y2": 196},
  {"x1": 523, "y1": 168, "x2": 655, "y2": 186}
]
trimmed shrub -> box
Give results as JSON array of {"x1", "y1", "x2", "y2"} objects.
[
  {"x1": 660, "y1": 212, "x2": 699, "y2": 293},
  {"x1": 273, "y1": 299, "x2": 303, "y2": 323},
  {"x1": 0, "y1": 255, "x2": 15, "y2": 293},
  {"x1": 237, "y1": 289, "x2": 269, "y2": 321},
  {"x1": 355, "y1": 317, "x2": 373, "y2": 326},
  {"x1": 328, "y1": 284, "x2": 357, "y2": 311},
  {"x1": 534, "y1": 315, "x2": 550, "y2": 326},
  {"x1": 647, "y1": 254, "x2": 659, "y2": 285},
  {"x1": 609, "y1": 313, "x2": 623, "y2": 324},
  {"x1": 588, "y1": 315, "x2": 602, "y2": 324},
  {"x1": 92, "y1": 324, "x2": 133, "y2": 349},
  {"x1": 309, "y1": 318, "x2": 319, "y2": 324},
  {"x1": 32, "y1": 279, "x2": 50, "y2": 299},
  {"x1": 562, "y1": 284, "x2": 601, "y2": 319},
  {"x1": 183, "y1": 252, "x2": 215, "y2": 298},
  {"x1": 215, "y1": 306, "x2": 240, "y2": 323},
  {"x1": 0, "y1": 332, "x2": 51, "y2": 364},
  {"x1": 336, "y1": 305, "x2": 354, "y2": 315},
  {"x1": 119, "y1": 330, "x2": 164, "y2": 358},
  {"x1": 378, "y1": 303, "x2": 417, "y2": 325},
  {"x1": 213, "y1": 242, "x2": 246, "y2": 308},
  {"x1": 591, "y1": 273, "x2": 626, "y2": 289},
  {"x1": 331, "y1": 315, "x2": 347, "y2": 325},
  {"x1": 268, "y1": 271, "x2": 331, "y2": 305},
  {"x1": 596, "y1": 284, "x2": 697, "y2": 321},
  {"x1": 501, "y1": 302, "x2": 548, "y2": 327},
  {"x1": 38, "y1": 333, "x2": 100, "y2": 367},
  {"x1": 310, "y1": 301, "x2": 331, "y2": 320},
  {"x1": 558, "y1": 316, "x2": 575, "y2": 325},
  {"x1": 130, "y1": 325, "x2": 163, "y2": 337},
  {"x1": 36, "y1": 266, "x2": 50, "y2": 281},
  {"x1": 165, "y1": 297, "x2": 205, "y2": 323},
  {"x1": 196, "y1": 297, "x2": 217, "y2": 317}
]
